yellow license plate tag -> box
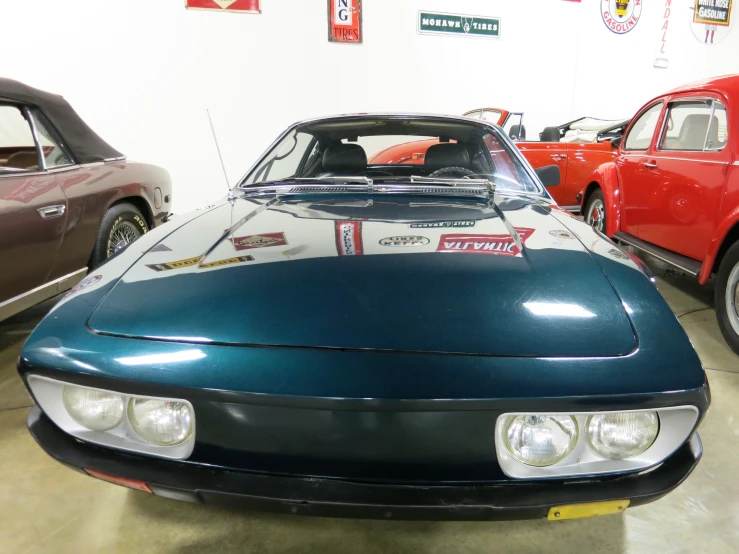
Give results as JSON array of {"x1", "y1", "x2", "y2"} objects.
[{"x1": 548, "y1": 500, "x2": 630, "y2": 521}]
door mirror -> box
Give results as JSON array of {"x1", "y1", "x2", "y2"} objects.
[
  {"x1": 535, "y1": 165, "x2": 560, "y2": 187},
  {"x1": 609, "y1": 137, "x2": 622, "y2": 149}
]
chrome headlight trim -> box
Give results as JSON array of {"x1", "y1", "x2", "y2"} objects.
[
  {"x1": 495, "y1": 406, "x2": 699, "y2": 479},
  {"x1": 27, "y1": 374, "x2": 195, "y2": 460}
]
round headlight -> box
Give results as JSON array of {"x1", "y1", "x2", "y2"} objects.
[
  {"x1": 63, "y1": 385, "x2": 125, "y2": 431},
  {"x1": 504, "y1": 415, "x2": 578, "y2": 467},
  {"x1": 587, "y1": 412, "x2": 659, "y2": 459},
  {"x1": 128, "y1": 398, "x2": 193, "y2": 446}
]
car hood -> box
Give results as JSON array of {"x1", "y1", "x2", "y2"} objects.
[{"x1": 87, "y1": 194, "x2": 637, "y2": 357}]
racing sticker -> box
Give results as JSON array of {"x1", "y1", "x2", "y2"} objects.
[
  {"x1": 608, "y1": 248, "x2": 630, "y2": 260},
  {"x1": 149, "y1": 243, "x2": 172, "y2": 253},
  {"x1": 436, "y1": 228, "x2": 535, "y2": 256},
  {"x1": 549, "y1": 230, "x2": 576, "y2": 239},
  {"x1": 200, "y1": 256, "x2": 255, "y2": 269},
  {"x1": 335, "y1": 221, "x2": 364, "y2": 256},
  {"x1": 146, "y1": 255, "x2": 254, "y2": 272},
  {"x1": 64, "y1": 274, "x2": 102, "y2": 298},
  {"x1": 379, "y1": 236, "x2": 430, "y2": 247},
  {"x1": 410, "y1": 221, "x2": 476, "y2": 229},
  {"x1": 601, "y1": 0, "x2": 642, "y2": 34},
  {"x1": 231, "y1": 232, "x2": 288, "y2": 251}
]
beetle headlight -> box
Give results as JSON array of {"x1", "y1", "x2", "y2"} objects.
[
  {"x1": 587, "y1": 412, "x2": 659, "y2": 460},
  {"x1": 504, "y1": 415, "x2": 578, "y2": 467},
  {"x1": 128, "y1": 398, "x2": 193, "y2": 446},
  {"x1": 63, "y1": 385, "x2": 125, "y2": 431}
]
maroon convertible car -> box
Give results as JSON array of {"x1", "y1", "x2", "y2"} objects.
[{"x1": 0, "y1": 78, "x2": 172, "y2": 320}]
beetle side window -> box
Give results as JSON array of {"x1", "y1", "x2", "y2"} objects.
[
  {"x1": 0, "y1": 106, "x2": 39, "y2": 173},
  {"x1": 29, "y1": 111, "x2": 75, "y2": 168},
  {"x1": 623, "y1": 103, "x2": 663, "y2": 151},
  {"x1": 659, "y1": 99, "x2": 727, "y2": 152}
]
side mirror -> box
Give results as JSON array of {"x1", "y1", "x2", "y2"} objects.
[
  {"x1": 610, "y1": 137, "x2": 622, "y2": 149},
  {"x1": 535, "y1": 165, "x2": 560, "y2": 187}
]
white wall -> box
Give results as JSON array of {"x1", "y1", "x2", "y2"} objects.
[{"x1": 1, "y1": 0, "x2": 737, "y2": 212}]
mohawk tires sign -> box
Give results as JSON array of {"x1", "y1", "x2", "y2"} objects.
[{"x1": 418, "y1": 11, "x2": 501, "y2": 39}]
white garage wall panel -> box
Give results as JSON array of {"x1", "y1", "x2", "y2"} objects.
[{"x1": 0, "y1": 0, "x2": 736, "y2": 212}]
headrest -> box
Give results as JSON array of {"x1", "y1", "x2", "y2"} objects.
[
  {"x1": 540, "y1": 126, "x2": 561, "y2": 142},
  {"x1": 509, "y1": 125, "x2": 526, "y2": 140},
  {"x1": 424, "y1": 143, "x2": 470, "y2": 170},
  {"x1": 6, "y1": 151, "x2": 39, "y2": 170},
  {"x1": 678, "y1": 114, "x2": 710, "y2": 150},
  {"x1": 322, "y1": 143, "x2": 367, "y2": 173}
]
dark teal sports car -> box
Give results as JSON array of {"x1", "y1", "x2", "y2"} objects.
[{"x1": 19, "y1": 114, "x2": 709, "y2": 521}]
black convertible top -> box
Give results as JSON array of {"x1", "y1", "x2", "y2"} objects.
[{"x1": 0, "y1": 78, "x2": 123, "y2": 163}]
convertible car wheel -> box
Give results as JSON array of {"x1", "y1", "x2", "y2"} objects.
[
  {"x1": 585, "y1": 190, "x2": 606, "y2": 233},
  {"x1": 90, "y1": 203, "x2": 148, "y2": 267},
  {"x1": 716, "y1": 241, "x2": 739, "y2": 354}
]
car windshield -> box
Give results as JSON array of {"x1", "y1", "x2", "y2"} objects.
[{"x1": 240, "y1": 116, "x2": 544, "y2": 195}]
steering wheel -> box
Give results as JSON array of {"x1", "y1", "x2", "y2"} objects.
[{"x1": 427, "y1": 167, "x2": 477, "y2": 179}]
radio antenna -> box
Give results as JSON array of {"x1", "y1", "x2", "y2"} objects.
[{"x1": 207, "y1": 109, "x2": 231, "y2": 192}]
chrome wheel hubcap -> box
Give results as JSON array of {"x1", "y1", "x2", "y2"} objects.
[
  {"x1": 727, "y1": 263, "x2": 739, "y2": 334},
  {"x1": 108, "y1": 221, "x2": 141, "y2": 257},
  {"x1": 587, "y1": 199, "x2": 605, "y2": 232}
]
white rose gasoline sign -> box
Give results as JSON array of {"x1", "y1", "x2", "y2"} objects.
[{"x1": 601, "y1": 0, "x2": 642, "y2": 34}]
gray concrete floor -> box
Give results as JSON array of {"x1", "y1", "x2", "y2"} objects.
[{"x1": 1, "y1": 254, "x2": 738, "y2": 554}]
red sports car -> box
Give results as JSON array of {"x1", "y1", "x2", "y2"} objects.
[{"x1": 369, "y1": 108, "x2": 628, "y2": 211}]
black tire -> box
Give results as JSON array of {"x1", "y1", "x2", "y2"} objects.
[
  {"x1": 90, "y1": 203, "x2": 148, "y2": 268},
  {"x1": 584, "y1": 189, "x2": 606, "y2": 233},
  {"x1": 715, "y1": 241, "x2": 739, "y2": 354}
]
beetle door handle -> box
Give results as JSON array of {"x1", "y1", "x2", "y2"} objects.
[
  {"x1": 37, "y1": 204, "x2": 66, "y2": 219},
  {"x1": 644, "y1": 162, "x2": 658, "y2": 169},
  {"x1": 550, "y1": 154, "x2": 567, "y2": 160}
]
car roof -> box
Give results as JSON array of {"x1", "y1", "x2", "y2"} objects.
[
  {"x1": 0, "y1": 77, "x2": 123, "y2": 163},
  {"x1": 293, "y1": 112, "x2": 493, "y2": 127},
  {"x1": 665, "y1": 74, "x2": 739, "y2": 97}
]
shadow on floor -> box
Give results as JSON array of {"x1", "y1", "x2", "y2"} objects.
[{"x1": 125, "y1": 491, "x2": 627, "y2": 554}]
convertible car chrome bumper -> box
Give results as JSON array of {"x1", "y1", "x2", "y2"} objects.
[{"x1": 28, "y1": 406, "x2": 702, "y2": 521}]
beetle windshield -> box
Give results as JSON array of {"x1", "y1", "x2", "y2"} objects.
[{"x1": 241, "y1": 116, "x2": 545, "y2": 196}]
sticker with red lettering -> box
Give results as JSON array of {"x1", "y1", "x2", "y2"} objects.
[
  {"x1": 436, "y1": 228, "x2": 535, "y2": 256},
  {"x1": 335, "y1": 221, "x2": 363, "y2": 255},
  {"x1": 231, "y1": 232, "x2": 288, "y2": 251}
]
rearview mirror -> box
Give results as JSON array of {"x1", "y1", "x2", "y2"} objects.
[{"x1": 535, "y1": 165, "x2": 560, "y2": 188}]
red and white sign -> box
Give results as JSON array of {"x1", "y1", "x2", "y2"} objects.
[
  {"x1": 336, "y1": 221, "x2": 364, "y2": 255},
  {"x1": 185, "y1": 0, "x2": 260, "y2": 13},
  {"x1": 436, "y1": 228, "x2": 535, "y2": 256},
  {"x1": 328, "y1": 0, "x2": 363, "y2": 43},
  {"x1": 231, "y1": 232, "x2": 288, "y2": 251},
  {"x1": 601, "y1": 0, "x2": 642, "y2": 34}
]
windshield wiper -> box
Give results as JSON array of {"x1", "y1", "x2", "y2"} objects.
[
  {"x1": 239, "y1": 175, "x2": 495, "y2": 199},
  {"x1": 242, "y1": 176, "x2": 374, "y2": 188}
]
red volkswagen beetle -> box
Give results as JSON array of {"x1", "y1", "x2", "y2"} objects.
[{"x1": 580, "y1": 74, "x2": 739, "y2": 353}]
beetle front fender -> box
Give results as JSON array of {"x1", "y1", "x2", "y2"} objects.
[
  {"x1": 583, "y1": 162, "x2": 621, "y2": 237},
  {"x1": 699, "y1": 206, "x2": 739, "y2": 284}
]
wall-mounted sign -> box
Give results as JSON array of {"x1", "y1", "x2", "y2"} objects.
[
  {"x1": 418, "y1": 11, "x2": 500, "y2": 39},
  {"x1": 690, "y1": 0, "x2": 734, "y2": 44},
  {"x1": 328, "y1": 0, "x2": 362, "y2": 43},
  {"x1": 601, "y1": 0, "x2": 642, "y2": 34},
  {"x1": 185, "y1": 0, "x2": 260, "y2": 13}
]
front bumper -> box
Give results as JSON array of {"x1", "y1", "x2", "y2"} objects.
[{"x1": 28, "y1": 406, "x2": 703, "y2": 521}]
